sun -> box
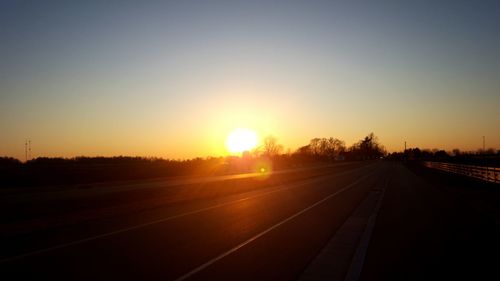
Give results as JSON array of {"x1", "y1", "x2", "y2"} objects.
[{"x1": 226, "y1": 128, "x2": 258, "y2": 153}]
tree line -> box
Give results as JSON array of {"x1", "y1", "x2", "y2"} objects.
[
  {"x1": 256, "y1": 132, "x2": 385, "y2": 160},
  {"x1": 386, "y1": 147, "x2": 500, "y2": 167},
  {"x1": 0, "y1": 133, "x2": 386, "y2": 187}
]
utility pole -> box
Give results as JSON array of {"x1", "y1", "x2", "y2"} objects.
[
  {"x1": 483, "y1": 136, "x2": 485, "y2": 152},
  {"x1": 28, "y1": 140, "x2": 31, "y2": 160},
  {"x1": 404, "y1": 141, "x2": 406, "y2": 152},
  {"x1": 25, "y1": 139, "x2": 28, "y2": 162}
]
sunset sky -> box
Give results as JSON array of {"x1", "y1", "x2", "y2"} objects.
[{"x1": 1, "y1": 0, "x2": 499, "y2": 160}]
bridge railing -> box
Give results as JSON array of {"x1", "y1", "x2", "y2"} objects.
[{"x1": 423, "y1": 161, "x2": 500, "y2": 184}]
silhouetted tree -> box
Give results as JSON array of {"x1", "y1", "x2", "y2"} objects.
[
  {"x1": 434, "y1": 150, "x2": 449, "y2": 160},
  {"x1": 309, "y1": 138, "x2": 322, "y2": 156},
  {"x1": 0, "y1": 157, "x2": 21, "y2": 166},
  {"x1": 292, "y1": 137, "x2": 346, "y2": 162},
  {"x1": 296, "y1": 145, "x2": 311, "y2": 155},
  {"x1": 262, "y1": 136, "x2": 283, "y2": 157},
  {"x1": 325, "y1": 137, "x2": 346, "y2": 159},
  {"x1": 348, "y1": 133, "x2": 385, "y2": 160}
]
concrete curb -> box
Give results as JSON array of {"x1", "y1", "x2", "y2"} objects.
[{"x1": 299, "y1": 179, "x2": 387, "y2": 281}]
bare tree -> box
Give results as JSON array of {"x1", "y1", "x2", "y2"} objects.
[
  {"x1": 349, "y1": 133, "x2": 385, "y2": 159},
  {"x1": 262, "y1": 135, "x2": 283, "y2": 157},
  {"x1": 305, "y1": 137, "x2": 346, "y2": 159},
  {"x1": 309, "y1": 138, "x2": 322, "y2": 156}
]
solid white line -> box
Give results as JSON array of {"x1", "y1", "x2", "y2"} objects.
[
  {"x1": 0, "y1": 165, "x2": 373, "y2": 264},
  {"x1": 174, "y1": 172, "x2": 374, "y2": 281}
]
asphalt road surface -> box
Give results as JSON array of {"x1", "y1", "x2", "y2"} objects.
[
  {"x1": 1, "y1": 161, "x2": 498, "y2": 280},
  {"x1": 1, "y1": 162, "x2": 383, "y2": 280},
  {"x1": 360, "y1": 162, "x2": 500, "y2": 281}
]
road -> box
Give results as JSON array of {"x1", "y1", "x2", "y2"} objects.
[
  {"x1": 0, "y1": 161, "x2": 385, "y2": 280},
  {"x1": 360, "y1": 162, "x2": 500, "y2": 281},
  {"x1": 3, "y1": 161, "x2": 497, "y2": 280}
]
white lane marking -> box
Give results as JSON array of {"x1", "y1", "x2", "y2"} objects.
[
  {"x1": 344, "y1": 177, "x2": 388, "y2": 281},
  {"x1": 174, "y1": 172, "x2": 374, "y2": 281},
  {"x1": 0, "y1": 165, "x2": 374, "y2": 264}
]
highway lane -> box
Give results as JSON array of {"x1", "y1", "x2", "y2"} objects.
[
  {"x1": 1, "y1": 161, "x2": 387, "y2": 280},
  {"x1": 0, "y1": 162, "x2": 365, "y2": 226},
  {"x1": 0, "y1": 162, "x2": 368, "y2": 257}
]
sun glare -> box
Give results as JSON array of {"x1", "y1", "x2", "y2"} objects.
[{"x1": 226, "y1": 128, "x2": 258, "y2": 153}]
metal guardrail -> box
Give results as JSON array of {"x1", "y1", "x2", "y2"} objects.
[{"x1": 423, "y1": 161, "x2": 500, "y2": 184}]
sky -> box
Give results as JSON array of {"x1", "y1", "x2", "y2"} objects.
[{"x1": 1, "y1": 0, "x2": 499, "y2": 160}]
